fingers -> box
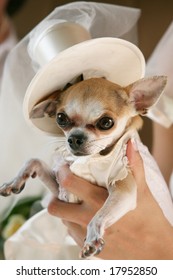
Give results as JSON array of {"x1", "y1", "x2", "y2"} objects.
[
  {"x1": 48, "y1": 164, "x2": 108, "y2": 225},
  {"x1": 58, "y1": 164, "x2": 108, "y2": 204},
  {"x1": 48, "y1": 197, "x2": 89, "y2": 226},
  {"x1": 62, "y1": 220, "x2": 85, "y2": 247},
  {"x1": 57, "y1": 164, "x2": 92, "y2": 201}
]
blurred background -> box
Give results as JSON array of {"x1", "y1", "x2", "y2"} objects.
[{"x1": 8, "y1": 0, "x2": 173, "y2": 148}]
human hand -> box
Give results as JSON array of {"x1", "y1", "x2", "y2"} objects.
[{"x1": 48, "y1": 140, "x2": 173, "y2": 259}]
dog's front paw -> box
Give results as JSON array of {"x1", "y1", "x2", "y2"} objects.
[
  {"x1": 0, "y1": 180, "x2": 25, "y2": 196},
  {"x1": 80, "y1": 238, "x2": 105, "y2": 258}
]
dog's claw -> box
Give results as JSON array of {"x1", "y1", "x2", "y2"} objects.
[{"x1": 80, "y1": 238, "x2": 105, "y2": 258}]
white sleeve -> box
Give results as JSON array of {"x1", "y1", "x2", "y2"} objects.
[
  {"x1": 146, "y1": 21, "x2": 173, "y2": 128},
  {"x1": 4, "y1": 209, "x2": 80, "y2": 260}
]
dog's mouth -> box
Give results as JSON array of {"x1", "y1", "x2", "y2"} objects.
[
  {"x1": 71, "y1": 151, "x2": 89, "y2": 156},
  {"x1": 69, "y1": 146, "x2": 91, "y2": 156},
  {"x1": 69, "y1": 142, "x2": 115, "y2": 157},
  {"x1": 99, "y1": 143, "x2": 115, "y2": 155}
]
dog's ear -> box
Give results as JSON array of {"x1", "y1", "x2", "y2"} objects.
[
  {"x1": 30, "y1": 75, "x2": 84, "y2": 119},
  {"x1": 30, "y1": 90, "x2": 62, "y2": 119},
  {"x1": 128, "y1": 76, "x2": 167, "y2": 115}
]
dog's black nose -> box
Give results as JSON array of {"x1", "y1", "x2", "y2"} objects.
[{"x1": 68, "y1": 134, "x2": 86, "y2": 151}]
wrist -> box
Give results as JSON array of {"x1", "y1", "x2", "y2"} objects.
[{"x1": 154, "y1": 224, "x2": 173, "y2": 259}]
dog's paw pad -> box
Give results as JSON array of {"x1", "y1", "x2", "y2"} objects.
[
  {"x1": 80, "y1": 244, "x2": 96, "y2": 259},
  {"x1": 0, "y1": 184, "x2": 13, "y2": 196},
  {"x1": 12, "y1": 183, "x2": 25, "y2": 194},
  {"x1": 0, "y1": 190, "x2": 11, "y2": 196},
  {"x1": 80, "y1": 238, "x2": 105, "y2": 258},
  {"x1": 95, "y1": 238, "x2": 105, "y2": 255},
  {"x1": 0, "y1": 181, "x2": 26, "y2": 196}
]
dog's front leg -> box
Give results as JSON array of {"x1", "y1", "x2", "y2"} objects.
[
  {"x1": 0, "y1": 159, "x2": 59, "y2": 197},
  {"x1": 81, "y1": 172, "x2": 137, "y2": 258}
]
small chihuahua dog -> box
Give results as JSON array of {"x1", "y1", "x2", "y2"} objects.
[{"x1": 0, "y1": 76, "x2": 166, "y2": 258}]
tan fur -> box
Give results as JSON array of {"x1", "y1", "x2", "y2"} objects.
[
  {"x1": 55, "y1": 78, "x2": 143, "y2": 137},
  {"x1": 62, "y1": 78, "x2": 131, "y2": 117}
]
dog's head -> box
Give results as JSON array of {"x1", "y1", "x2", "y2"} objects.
[{"x1": 30, "y1": 76, "x2": 166, "y2": 156}]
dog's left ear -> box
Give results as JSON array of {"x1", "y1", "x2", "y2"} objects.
[
  {"x1": 30, "y1": 90, "x2": 62, "y2": 119},
  {"x1": 128, "y1": 76, "x2": 167, "y2": 115}
]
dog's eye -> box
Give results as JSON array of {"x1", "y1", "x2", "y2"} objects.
[
  {"x1": 56, "y1": 113, "x2": 71, "y2": 128},
  {"x1": 96, "y1": 117, "x2": 114, "y2": 130}
]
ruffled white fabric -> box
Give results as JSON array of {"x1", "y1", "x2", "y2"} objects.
[{"x1": 146, "y1": 21, "x2": 173, "y2": 128}]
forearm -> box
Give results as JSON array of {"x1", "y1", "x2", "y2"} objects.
[{"x1": 152, "y1": 122, "x2": 173, "y2": 185}]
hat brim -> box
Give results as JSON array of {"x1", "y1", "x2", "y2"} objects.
[{"x1": 23, "y1": 37, "x2": 145, "y2": 136}]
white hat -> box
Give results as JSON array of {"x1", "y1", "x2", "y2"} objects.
[{"x1": 23, "y1": 22, "x2": 145, "y2": 136}]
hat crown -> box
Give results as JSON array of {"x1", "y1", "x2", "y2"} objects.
[{"x1": 30, "y1": 22, "x2": 91, "y2": 67}]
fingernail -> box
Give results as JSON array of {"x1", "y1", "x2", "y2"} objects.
[{"x1": 131, "y1": 137, "x2": 139, "y2": 151}]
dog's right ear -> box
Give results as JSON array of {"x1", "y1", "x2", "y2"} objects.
[
  {"x1": 30, "y1": 90, "x2": 62, "y2": 119},
  {"x1": 127, "y1": 76, "x2": 167, "y2": 115}
]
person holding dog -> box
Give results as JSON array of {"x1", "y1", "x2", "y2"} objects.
[{"x1": 1, "y1": 2, "x2": 173, "y2": 260}]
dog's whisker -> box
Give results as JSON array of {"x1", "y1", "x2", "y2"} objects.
[
  {"x1": 92, "y1": 143, "x2": 106, "y2": 149},
  {"x1": 88, "y1": 138, "x2": 113, "y2": 147},
  {"x1": 47, "y1": 138, "x2": 66, "y2": 147},
  {"x1": 90, "y1": 135, "x2": 114, "y2": 143},
  {"x1": 54, "y1": 144, "x2": 66, "y2": 152},
  {"x1": 85, "y1": 142, "x2": 107, "y2": 152},
  {"x1": 48, "y1": 138, "x2": 66, "y2": 145}
]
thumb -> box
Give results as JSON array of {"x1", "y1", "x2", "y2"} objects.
[{"x1": 126, "y1": 139, "x2": 147, "y2": 188}]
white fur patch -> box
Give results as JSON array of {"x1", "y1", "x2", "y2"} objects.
[{"x1": 65, "y1": 98, "x2": 105, "y2": 123}]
